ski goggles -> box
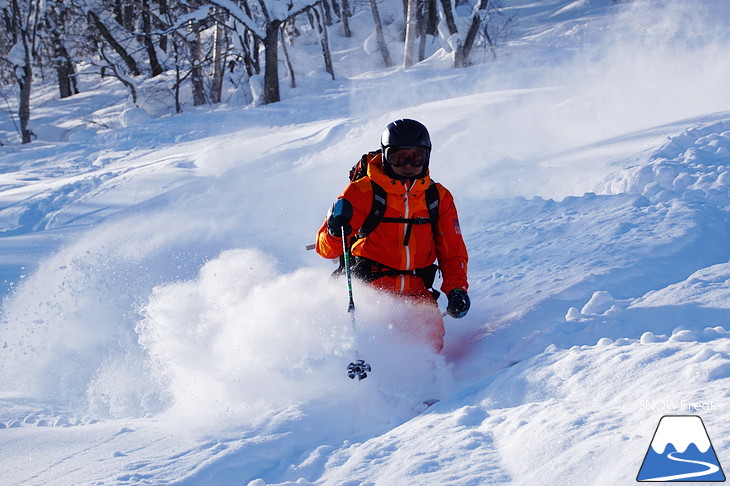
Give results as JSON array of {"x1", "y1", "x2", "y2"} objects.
[{"x1": 385, "y1": 146, "x2": 430, "y2": 168}]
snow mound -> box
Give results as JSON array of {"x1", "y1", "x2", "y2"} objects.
[{"x1": 604, "y1": 118, "x2": 730, "y2": 208}]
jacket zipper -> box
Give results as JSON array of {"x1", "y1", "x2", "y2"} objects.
[{"x1": 402, "y1": 184, "x2": 412, "y2": 292}]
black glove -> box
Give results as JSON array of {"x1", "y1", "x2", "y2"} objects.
[
  {"x1": 446, "y1": 289, "x2": 470, "y2": 318},
  {"x1": 327, "y1": 198, "x2": 353, "y2": 238}
]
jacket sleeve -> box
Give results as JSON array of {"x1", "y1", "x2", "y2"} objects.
[
  {"x1": 315, "y1": 181, "x2": 371, "y2": 259},
  {"x1": 434, "y1": 184, "x2": 469, "y2": 295}
]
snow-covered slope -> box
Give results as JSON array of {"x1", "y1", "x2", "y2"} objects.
[{"x1": 2, "y1": 1, "x2": 730, "y2": 485}]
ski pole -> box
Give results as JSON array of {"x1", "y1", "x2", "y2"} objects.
[
  {"x1": 341, "y1": 228, "x2": 371, "y2": 380},
  {"x1": 341, "y1": 228, "x2": 356, "y2": 314}
]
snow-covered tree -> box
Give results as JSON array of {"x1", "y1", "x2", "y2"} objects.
[
  {"x1": 0, "y1": 0, "x2": 517, "y2": 138},
  {"x1": 207, "y1": 0, "x2": 326, "y2": 104},
  {"x1": 452, "y1": 0, "x2": 510, "y2": 67},
  {"x1": 367, "y1": 0, "x2": 393, "y2": 68},
  {"x1": 1, "y1": 0, "x2": 44, "y2": 143}
]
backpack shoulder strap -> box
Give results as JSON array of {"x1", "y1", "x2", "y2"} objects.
[
  {"x1": 358, "y1": 180, "x2": 440, "y2": 241},
  {"x1": 425, "y1": 180, "x2": 440, "y2": 236},
  {"x1": 357, "y1": 180, "x2": 387, "y2": 239}
]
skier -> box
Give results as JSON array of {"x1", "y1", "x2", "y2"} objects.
[{"x1": 315, "y1": 119, "x2": 470, "y2": 352}]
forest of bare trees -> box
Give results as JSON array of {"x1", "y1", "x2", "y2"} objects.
[{"x1": 1, "y1": 0, "x2": 509, "y2": 143}]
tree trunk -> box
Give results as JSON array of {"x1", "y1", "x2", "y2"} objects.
[
  {"x1": 47, "y1": 12, "x2": 79, "y2": 98},
  {"x1": 403, "y1": 0, "x2": 418, "y2": 67},
  {"x1": 11, "y1": 0, "x2": 37, "y2": 143},
  {"x1": 315, "y1": 3, "x2": 335, "y2": 80},
  {"x1": 454, "y1": 0, "x2": 488, "y2": 68},
  {"x1": 280, "y1": 24, "x2": 296, "y2": 89},
  {"x1": 439, "y1": 0, "x2": 458, "y2": 36},
  {"x1": 112, "y1": 0, "x2": 134, "y2": 30},
  {"x1": 263, "y1": 20, "x2": 281, "y2": 104},
  {"x1": 417, "y1": 0, "x2": 432, "y2": 62},
  {"x1": 123, "y1": 2, "x2": 134, "y2": 30},
  {"x1": 237, "y1": 29, "x2": 257, "y2": 77},
  {"x1": 18, "y1": 62, "x2": 33, "y2": 144},
  {"x1": 158, "y1": 0, "x2": 169, "y2": 52},
  {"x1": 320, "y1": 0, "x2": 333, "y2": 26},
  {"x1": 172, "y1": 37, "x2": 183, "y2": 113},
  {"x1": 341, "y1": 0, "x2": 352, "y2": 37},
  {"x1": 211, "y1": 20, "x2": 225, "y2": 103},
  {"x1": 56, "y1": 62, "x2": 77, "y2": 99},
  {"x1": 142, "y1": 0, "x2": 163, "y2": 76},
  {"x1": 369, "y1": 0, "x2": 393, "y2": 68},
  {"x1": 88, "y1": 10, "x2": 141, "y2": 76},
  {"x1": 190, "y1": 29, "x2": 207, "y2": 106},
  {"x1": 55, "y1": 47, "x2": 78, "y2": 99},
  {"x1": 112, "y1": 0, "x2": 124, "y2": 28}
]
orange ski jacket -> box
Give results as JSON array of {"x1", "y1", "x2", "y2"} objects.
[{"x1": 316, "y1": 152, "x2": 468, "y2": 296}]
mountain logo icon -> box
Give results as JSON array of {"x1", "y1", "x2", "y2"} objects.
[{"x1": 637, "y1": 415, "x2": 726, "y2": 482}]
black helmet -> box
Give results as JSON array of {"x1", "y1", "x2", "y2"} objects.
[
  {"x1": 381, "y1": 119, "x2": 431, "y2": 151},
  {"x1": 380, "y1": 119, "x2": 432, "y2": 179}
]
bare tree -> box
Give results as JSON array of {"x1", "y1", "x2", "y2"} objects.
[
  {"x1": 3, "y1": 0, "x2": 44, "y2": 143},
  {"x1": 453, "y1": 0, "x2": 510, "y2": 67},
  {"x1": 454, "y1": 0, "x2": 486, "y2": 68},
  {"x1": 0, "y1": 0, "x2": 515, "y2": 125},
  {"x1": 210, "y1": 18, "x2": 226, "y2": 103},
  {"x1": 98, "y1": 42, "x2": 138, "y2": 105},
  {"x1": 340, "y1": 0, "x2": 352, "y2": 37},
  {"x1": 258, "y1": 2, "x2": 283, "y2": 104},
  {"x1": 369, "y1": 0, "x2": 393, "y2": 68},
  {"x1": 44, "y1": 1, "x2": 82, "y2": 98},
  {"x1": 190, "y1": 27, "x2": 207, "y2": 105},
  {"x1": 87, "y1": 10, "x2": 141, "y2": 76},
  {"x1": 280, "y1": 20, "x2": 296, "y2": 89},
  {"x1": 312, "y1": 2, "x2": 334, "y2": 80},
  {"x1": 417, "y1": 0, "x2": 438, "y2": 62},
  {"x1": 207, "y1": 0, "x2": 323, "y2": 104},
  {"x1": 403, "y1": 0, "x2": 417, "y2": 67},
  {"x1": 141, "y1": 0, "x2": 164, "y2": 77},
  {"x1": 439, "y1": 0, "x2": 458, "y2": 36}
]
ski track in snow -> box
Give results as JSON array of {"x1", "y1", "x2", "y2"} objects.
[{"x1": 3, "y1": 0, "x2": 730, "y2": 485}]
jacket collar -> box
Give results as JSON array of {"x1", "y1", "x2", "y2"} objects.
[{"x1": 367, "y1": 152, "x2": 431, "y2": 193}]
